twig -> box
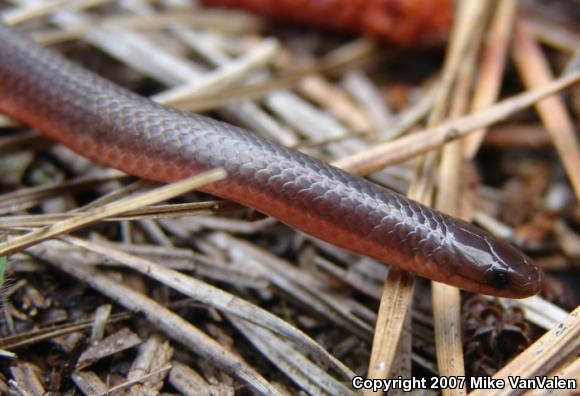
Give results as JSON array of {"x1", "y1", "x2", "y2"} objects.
[
  {"x1": 512, "y1": 20, "x2": 580, "y2": 201},
  {"x1": 62, "y1": 236, "x2": 356, "y2": 381},
  {"x1": 98, "y1": 364, "x2": 172, "y2": 396},
  {"x1": 0, "y1": 168, "x2": 226, "y2": 256},
  {"x1": 365, "y1": 270, "x2": 415, "y2": 395},
  {"x1": 29, "y1": 243, "x2": 281, "y2": 396},
  {"x1": 431, "y1": 1, "x2": 493, "y2": 391},
  {"x1": 469, "y1": 306, "x2": 580, "y2": 396},
  {"x1": 332, "y1": 70, "x2": 580, "y2": 175},
  {"x1": 463, "y1": 0, "x2": 518, "y2": 158},
  {"x1": 2, "y1": 0, "x2": 110, "y2": 25}
]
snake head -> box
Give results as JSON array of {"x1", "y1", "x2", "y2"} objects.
[{"x1": 447, "y1": 220, "x2": 544, "y2": 298}]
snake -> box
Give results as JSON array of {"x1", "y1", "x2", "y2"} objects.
[{"x1": 0, "y1": 22, "x2": 543, "y2": 298}]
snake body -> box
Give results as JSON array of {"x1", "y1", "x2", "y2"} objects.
[{"x1": 0, "y1": 22, "x2": 543, "y2": 298}]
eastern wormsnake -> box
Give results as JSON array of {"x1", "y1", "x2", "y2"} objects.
[{"x1": 0, "y1": 22, "x2": 543, "y2": 298}]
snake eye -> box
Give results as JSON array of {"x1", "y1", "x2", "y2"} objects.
[{"x1": 486, "y1": 268, "x2": 510, "y2": 290}]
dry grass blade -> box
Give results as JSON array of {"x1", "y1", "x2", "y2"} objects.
[
  {"x1": 408, "y1": 2, "x2": 491, "y2": 393},
  {"x1": 165, "y1": 37, "x2": 376, "y2": 115},
  {"x1": 463, "y1": 0, "x2": 518, "y2": 158},
  {"x1": 469, "y1": 306, "x2": 580, "y2": 396},
  {"x1": 499, "y1": 296, "x2": 569, "y2": 331},
  {"x1": 365, "y1": 269, "x2": 414, "y2": 395},
  {"x1": 168, "y1": 361, "x2": 220, "y2": 395},
  {"x1": 0, "y1": 312, "x2": 131, "y2": 350},
  {"x1": 0, "y1": 171, "x2": 125, "y2": 207},
  {"x1": 153, "y1": 38, "x2": 279, "y2": 105},
  {"x1": 29, "y1": 243, "x2": 281, "y2": 396},
  {"x1": 96, "y1": 200, "x2": 238, "y2": 220},
  {"x1": 533, "y1": 357, "x2": 580, "y2": 396},
  {"x1": 71, "y1": 371, "x2": 108, "y2": 395},
  {"x1": 9, "y1": 363, "x2": 45, "y2": 395},
  {"x1": 332, "y1": 70, "x2": 580, "y2": 176},
  {"x1": 0, "y1": 168, "x2": 226, "y2": 256},
  {"x1": 62, "y1": 236, "x2": 355, "y2": 381},
  {"x1": 127, "y1": 335, "x2": 175, "y2": 393},
  {"x1": 429, "y1": 222, "x2": 467, "y2": 387},
  {"x1": 2, "y1": 0, "x2": 110, "y2": 25},
  {"x1": 430, "y1": 1, "x2": 493, "y2": 391},
  {"x1": 31, "y1": 11, "x2": 265, "y2": 44},
  {"x1": 431, "y1": 283, "x2": 464, "y2": 384},
  {"x1": 342, "y1": 70, "x2": 391, "y2": 136},
  {"x1": 365, "y1": 1, "x2": 489, "y2": 384},
  {"x1": 517, "y1": 357, "x2": 580, "y2": 396},
  {"x1": 377, "y1": 86, "x2": 437, "y2": 142},
  {"x1": 95, "y1": 364, "x2": 172, "y2": 396},
  {"x1": 428, "y1": 0, "x2": 489, "y2": 123},
  {"x1": 299, "y1": 74, "x2": 372, "y2": 135},
  {"x1": 76, "y1": 328, "x2": 142, "y2": 370},
  {"x1": 0, "y1": 200, "x2": 236, "y2": 227},
  {"x1": 230, "y1": 317, "x2": 355, "y2": 396},
  {"x1": 207, "y1": 232, "x2": 373, "y2": 339},
  {"x1": 434, "y1": 152, "x2": 468, "y2": 386},
  {"x1": 172, "y1": 64, "x2": 371, "y2": 114},
  {"x1": 512, "y1": 20, "x2": 580, "y2": 201}
]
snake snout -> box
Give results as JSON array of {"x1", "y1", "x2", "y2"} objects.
[{"x1": 448, "y1": 221, "x2": 543, "y2": 298}]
